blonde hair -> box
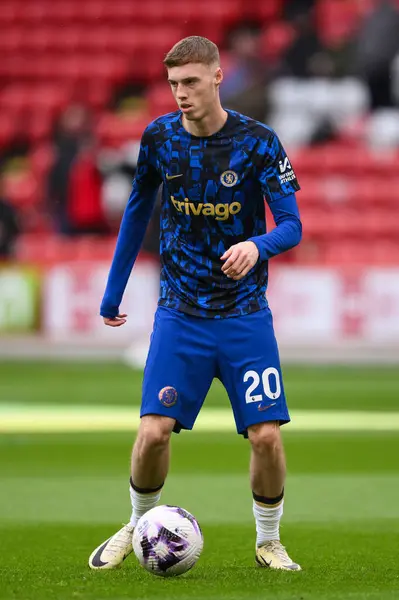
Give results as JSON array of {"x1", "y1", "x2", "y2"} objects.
[{"x1": 164, "y1": 36, "x2": 220, "y2": 68}]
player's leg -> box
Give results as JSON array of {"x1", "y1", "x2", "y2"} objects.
[
  {"x1": 129, "y1": 414, "x2": 176, "y2": 528},
  {"x1": 129, "y1": 306, "x2": 216, "y2": 542},
  {"x1": 249, "y1": 421, "x2": 286, "y2": 499},
  {"x1": 131, "y1": 414, "x2": 174, "y2": 490},
  {"x1": 89, "y1": 417, "x2": 175, "y2": 571},
  {"x1": 247, "y1": 421, "x2": 300, "y2": 570},
  {"x1": 217, "y1": 307, "x2": 301, "y2": 571},
  {"x1": 89, "y1": 306, "x2": 216, "y2": 570}
]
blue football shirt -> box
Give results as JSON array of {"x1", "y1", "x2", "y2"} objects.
[{"x1": 101, "y1": 109, "x2": 301, "y2": 319}]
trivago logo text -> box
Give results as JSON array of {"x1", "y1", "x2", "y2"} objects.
[{"x1": 171, "y1": 196, "x2": 242, "y2": 221}]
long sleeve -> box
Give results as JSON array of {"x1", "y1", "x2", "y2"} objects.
[
  {"x1": 249, "y1": 129, "x2": 302, "y2": 261},
  {"x1": 100, "y1": 129, "x2": 162, "y2": 318},
  {"x1": 249, "y1": 193, "x2": 302, "y2": 261}
]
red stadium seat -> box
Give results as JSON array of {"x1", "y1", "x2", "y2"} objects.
[
  {"x1": 99, "y1": 1, "x2": 142, "y2": 23},
  {"x1": 353, "y1": 177, "x2": 399, "y2": 210},
  {"x1": 30, "y1": 55, "x2": 129, "y2": 84},
  {"x1": 299, "y1": 176, "x2": 359, "y2": 208},
  {"x1": 186, "y1": 25, "x2": 224, "y2": 46},
  {"x1": 146, "y1": 83, "x2": 177, "y2": 118},
  {"x1": 242, "y1": 0, "x2": 282, "y2": 22},
  {"x1": 15, "y1": 1, "x2": 49, "y2": 24},
  {"x1": 324, "y1": 240, "x2": 369, "y2": 266},
  {"x1": 16, "y1": 233, "x2": 121, "y2": 262},
  {"x1": 16, "y1": 234, "x2": 74, "y2": 262},
  {"x1": 25, "y1": 111, "x2": 54, "y2": 143},
  {"x1": 261, "y1": 21, "x2": 295, "y2": 63},
  {"x1": 45, "y1": 1, "x2": 80, "y2": 24},
  {"x1": 302, "y1": 206, "x2": 374, "y2": 242},
  {"x1": 322, "y1": 146, "x2": 370, "y2": 174},
  {"x1": 0, "y1": 2, "x2": 19, "y2": 24},
  {"x1": 96, "y1": 111, "x2": 149, "y2": 146},
  {"x1": 369, "y1": 241, "x2": 399, "y2": 265},
  {"x1": 29, "y1": 144, "x2": 55, "y2": 178},
  {"x1": 292, "y1": 145, "x2": 370, "y2": 176},
  {"x1": 189, "y1": 0, "x2": 242, "y2": 26},
  {"x1": 361, "y1": 209, "x2": 399, "y2": 240},
  {"x1": 126, "y1": 26, "x2": 183, "y2": 54},
  {"x1": 82, "y1": 82, "x2": 111, "y2": 109},
  {"x1": 0, "y1": 115, "x2": 16, "y2": 148},
  {"x1": 133, "y1": 0, "x2": 241, "y2": 27},
  {"x1": 366, "y1": 150, "x2": 399, "y2": 175},
  {"x1": 46, "y1": 27, "x2": 82, "y2": 52},
  {"x1": 300, "y1": 207, "x2": 332, "y2": 239},
  {"x1": 327, "y1": 210, "x2": 362, "y2": 239},
  {"x1": 0, "y1": 56, "x2": 28, "y2": 80},
  {"x1": 316, "y1": 0, "x2": 362, "y2": 45},
  {"x1": 82, "y1": 27, "x2": 116, "y2": 52},
  {"x1": 132, "y1": 1, "x2": 188, "y2": 24},
  {"x1": 0, "y1": 27, "x2": 24, "y2": 53},
  {"x1": 19, "y1": 27, "x2": 52, "y2": 53},
  {"x1": 0, "y1": 84, "x2": 70, "y2": 115}
]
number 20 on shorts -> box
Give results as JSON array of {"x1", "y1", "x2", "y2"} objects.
[{"x1": 243, "y1": 368, "x2": 281, "y2": 403}]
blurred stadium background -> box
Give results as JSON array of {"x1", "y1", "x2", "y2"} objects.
[
  {"x1": 0, "y1": 0, "x2": 399, "y2": 363},
  {"x1": 1, "y1": 1, "x2": 399, "y2": 598}
]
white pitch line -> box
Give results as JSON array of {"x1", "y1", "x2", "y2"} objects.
[{"x1": 0, "y1": 405, "x2": 399, "y2": 433}]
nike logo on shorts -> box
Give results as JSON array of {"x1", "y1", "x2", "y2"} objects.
[{"x1": 257, "y1": 402, "x2": 277, "y2": 412}]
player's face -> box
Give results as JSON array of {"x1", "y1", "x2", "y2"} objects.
[{"x1": 167, "y1": 63, "x2": 223, "y2": 121}]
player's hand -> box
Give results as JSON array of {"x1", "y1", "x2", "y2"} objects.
[
  {"x1": 103, "y1": 313, "x2": 128, "y2": 327},
  {"x1": 220, "y1": 242, "x2": 259, "y2": 280}
]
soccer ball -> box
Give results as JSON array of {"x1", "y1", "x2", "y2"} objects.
[{"x1": 132, "y1": 505, "x2": 203, "y2": 577}]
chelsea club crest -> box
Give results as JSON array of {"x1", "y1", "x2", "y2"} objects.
[
  {"x1": 220, "y1": 170, "x2": 238, "y2": 187},
  {"x1": 158, "y1": 386, "x2": 178, "y2": 407}
]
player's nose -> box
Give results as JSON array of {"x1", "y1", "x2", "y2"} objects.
[{"x1": 176, "y1": 85, "x2": 188, "y2": 100}]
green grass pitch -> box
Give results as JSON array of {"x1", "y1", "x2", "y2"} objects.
[{"x1": 0, "y1": 361, "x2": 399, "y2": 599}]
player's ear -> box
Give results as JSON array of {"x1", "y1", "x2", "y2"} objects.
[{"x1": 215, "y1": 66, "x2": 223, "y2": 87}]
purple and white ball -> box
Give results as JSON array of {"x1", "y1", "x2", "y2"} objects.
[{"x1": 132, "y1": 505, "x2": 204, "y2": 577}]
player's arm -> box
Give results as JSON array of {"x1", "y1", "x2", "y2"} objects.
[
  {"x1": 248, "y1": 192, "x2": 302, "y2": 261},
  {"x1": 221, "y1": 132, "x2": 302, "y2": 280},
  {"x1": 100, "y1": 128, "x2": 162, "y2": 325}
]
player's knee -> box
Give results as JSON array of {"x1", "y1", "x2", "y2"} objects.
[
  {"x1": 248, "y1": 421, "x2": 281, "y2": 454},
  {"x1": 137, "y1": 415, "x2": 174, "y2": 453}
]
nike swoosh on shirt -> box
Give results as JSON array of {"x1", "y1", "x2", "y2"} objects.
[{"x1": 166, "y1": 173, "x2": 183, "y2": 180}]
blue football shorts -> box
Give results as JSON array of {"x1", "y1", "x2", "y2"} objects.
[{"x1": 141, "y1": 305, "x2": 290, "y2": 436}]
